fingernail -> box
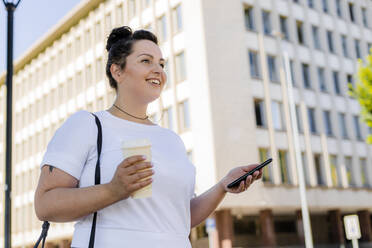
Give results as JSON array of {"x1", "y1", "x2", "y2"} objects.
[{"x1": 142, "y1": 155, "x2": 147, "y2": 159}]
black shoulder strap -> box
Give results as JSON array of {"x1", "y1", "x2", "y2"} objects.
[
  {"x1": 33, "y1": 112, "x2": 102, "y2": 248},
  {"x1": 88, "y1": 113, "x2": 102, "y2": 248}
]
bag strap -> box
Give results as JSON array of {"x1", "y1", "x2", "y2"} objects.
[
  {"x1": 33, "y1": 113, "x2": 102, "y2": 248},
  {"x1": 88, "y1": 113, "x2": 102, "y2": 248}
]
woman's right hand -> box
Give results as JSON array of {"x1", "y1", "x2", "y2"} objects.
[{"x1": 107, "y1": 155, "x2": 154, "y2": 200}]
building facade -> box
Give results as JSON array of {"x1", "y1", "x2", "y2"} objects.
[{"x1": 0, "y1": 0, "x2": 372, "y2": 247}]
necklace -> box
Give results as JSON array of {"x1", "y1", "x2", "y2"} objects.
[{"x1": 113, "y1": 104, "x2": 149, "y2": 120}]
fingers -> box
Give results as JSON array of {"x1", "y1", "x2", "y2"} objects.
[
  {"x1": 121, "y1": 155, "x2": 148, "y2": 168},
  {"x1": 129, "y1": 168, "x2": 155, "y2": 182}
]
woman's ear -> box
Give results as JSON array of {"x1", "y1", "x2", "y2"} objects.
[{"x1": 110, "y1": 64, "x2": 123, "y2": 83}]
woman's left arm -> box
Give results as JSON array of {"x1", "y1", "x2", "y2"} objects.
[{"x1": 190, "y1": 164, "x2": 262, "y2": 228}]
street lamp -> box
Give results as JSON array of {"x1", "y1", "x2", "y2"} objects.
[
  {"x1": 2, "y1": 1, "x2": 21, "y2": 248},
  {"x1": 272, "y1": 30, "x2": 314, "y2": 248}
]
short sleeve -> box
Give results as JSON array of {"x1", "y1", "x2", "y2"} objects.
[{"x1": 40, "y1": 110, "x2": 97, "y2": 180}]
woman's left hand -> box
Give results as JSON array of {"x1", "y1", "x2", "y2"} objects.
[{"x1": 219, "y1": 164, "x2": 263, "y2": 194}]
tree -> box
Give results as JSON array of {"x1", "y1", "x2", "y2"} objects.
[{"x1": 348, "y1": 49, "x2": 372, "y2": 144}]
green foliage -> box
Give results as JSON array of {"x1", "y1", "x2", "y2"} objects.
[{"x1": 348, "y1": 49, "x2": 372, "y2": 144}]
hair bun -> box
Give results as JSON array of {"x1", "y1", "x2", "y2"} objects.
[{"x1": 106, "y1": 26, "x2": 133, "y2": 52}]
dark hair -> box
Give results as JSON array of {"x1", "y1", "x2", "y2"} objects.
[{"x1": 105, "y1": 26, "x2": 158, "y2": 91}]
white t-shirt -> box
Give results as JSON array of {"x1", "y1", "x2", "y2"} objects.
[{"x1": 40, "y1": 110, "x2": 196, "y2": 248}]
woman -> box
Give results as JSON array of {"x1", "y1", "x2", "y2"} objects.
[{"x1": 34, "y1": 26, "x2": 262, "y2": 247}]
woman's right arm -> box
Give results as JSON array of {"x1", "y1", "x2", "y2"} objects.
[{"x1": 34, "y1": 155, "x2": 154, "y2": 222}]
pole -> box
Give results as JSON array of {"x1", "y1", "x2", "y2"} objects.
[
  {"x1": 352, "y1": 239, "x2": 359, "y2": 248},
  {"x1": 283, "y1": 51, "x2": 314, "y2": 248},
  {"x1": 4, "y1": 2, "x2": 15, "y2": 248}
]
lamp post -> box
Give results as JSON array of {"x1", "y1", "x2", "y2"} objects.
[
  {"x1": 2, "y1": 1, "x2": 21, "y2": 247},
  {"x1": 273, "y1": 30, "x2": 314, "y2": 248}
]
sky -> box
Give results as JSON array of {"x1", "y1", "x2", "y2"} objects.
[{"x1": 0, "y1": 0, "x2": 82, "y2": 74}]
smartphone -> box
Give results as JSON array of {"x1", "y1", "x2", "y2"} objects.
[{"x1": 227, "y1": 158, "x2": 273, "y2": 188}]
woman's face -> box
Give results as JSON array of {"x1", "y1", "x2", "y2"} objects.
[{"x1": 115, "y1": 39, "x2": 167, "y2": 104}]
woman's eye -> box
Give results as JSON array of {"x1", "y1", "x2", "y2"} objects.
[{"x1": 142, "y1": 59, "x2": 151, "y2": 63}]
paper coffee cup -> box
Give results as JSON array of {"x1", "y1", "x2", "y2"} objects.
[{"x1": 122, "y1": 138, "x2": 152, "y2": 199}]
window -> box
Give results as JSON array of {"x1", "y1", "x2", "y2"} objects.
[
  {"x1": 368, "y1": 43, "x2": 372, "y2": 53},
  {"x1": 362, "y1": 8, "x2": 368, "y2": 27},
  {"x1": 105, "y1": 13, "x2": 112, "y2": 33},
  {"x1": 354, "y1": 39, "x2": 361, "y2": 58},
  {"x1": 86, "y1": 65, "x2": 92, "y2": 87},
  {"x1": 162, "y1": 107, "x2": 174, "y2": 130},
  {"x1": 172, "y1": 5, "x2": 183, "y2": 34},
  {"x1": 341, "y1": 35, "x2": 348, "y2": 57},
  {"x1": 360, "y1": 158, "x2": 369, "y2": 187},
  {"x1": 296, "y1": 21, "x2": 305, "y2": 45},
  {"x1": 262, "y1": 11, "x2": 272, "y2": 35},
  {"x1": 128, "y1": 0, "x2": 137, "y2": 19},
  {"x1": 290, "y1": 60, "x2": 296, "y2": 86},
  {"x1": 278, "y1": 150, "x2": 290, "y2": 184},
  {"x1": 157, "y1": 15, "x2": 167, "y2": 43},
  {"x1": 164, "y1": 60, "x2": 172, "y2": 88},
  {"x1": 254, "y1": 99, "x2": 266, "y2": 127},
  {"x1": 178, "y1": 100, "x2": 191, "y2": 131},
  {"x1": 327, "y1": 31, "x2": 334, "y2": 53},
  {"x1": 329, "y1": 155, "x2": 339, "y2": 187},
  {"x1": 307, "y1": 107, "x2": 317, "y2": 134},
  {"x1": 344, "y1": 156, "x2": 355, "y2": 187},
  {"x1": 314, "y1": 154, "x2": 324, "y2": 185},
  {"x1": 308, "y1": 0, "x2": 314, "y2": 8},
  {"x1": 323, "y1": 110, "x2": 333, "y2": 136},
  {"x1": 336, "y1": 0, "x2": 342, "y2": 18},
  {"x1": 267, "y1": 55, "x2": 278, "y2": 82},
  {"x1": 175, "y1": 52, "x2": 186, "y2": 82},
  {"x1": 95, "y1": 22, "x2": 102, "y2": 41},
  {"x1": 259, "y1": 148, "x2": 272, "y2": 182},
  {"x1": 244, "y1": 6, "x2": 255, "y2": 31},
  {"x1": 348, "y1": 3, "x2": 355, "y2": 22},
  {"x1": 353, "y1": 115, "x2": 362, "y2": 140},
  {"x1": 338, "y1": 113, "x2": 348, "y2": 139},
  {"x1": 312, "y1": 26, "x2": 321, "y2": 50},
  {"x1": 280, "y1": 16, "x2": 289, "y2": 40},
  {"x1": 272, "y1": 101, "x2": 285, "y2": 131},
  {"x1": 301, "y1": 152, "x2": 311, "y2": 185},
  {"x1": 302, "y1": 63, "x2": 311, "y2": 89},
  {"x1": 322, "y1": 0, "x2": 328, "y2": 13},
  {"x1": 248, "y1": 51, "x2": 260, "y2": 78},
  {"x1": 116, "y1": 4, "x2": 123, "y2": 24},
  {"x1": 295, "y1": 105, "x2": 303, "y2": 132},
  {"x1": 333, "y1": 71, "x2": 341, "y2": 95},
  {"x1": 142, "y1": 0, "x2": 151, "y2": 9},
  {"x1": 86, "y1": 29, "x2": 92, "y2": 49},
  {"x1": 96, "y1": 58, "x2": 103, "y2": 80},
  {"x1": 347, "y1": 74, "x2": 354, "y2": 90},
  {"x1": 318, "y1": 67, "x2": 327, "y2": 92}
]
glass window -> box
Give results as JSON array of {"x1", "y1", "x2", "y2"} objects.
[
  {"x1": 323, "y1": 110, "x2": 333, "y2": 136},
  {"x1": 362, "y1": 8, "x2": 368, "y2": 27},
  {"x1": 302, "y1": 63, "x2": 311, "y2": 89},
  {"x1": 338, "y1": 113, "x2": 348, "y2": 139},
  {"x1": 353, "y1": 115, "x2": 362, "y2": 140},
  {"x1": 262, "y1": 11, "x2": 272, "y2": 35},
  {"x1": 178, "y1": 100, "x2": 191, "y2": 131},
  {"x1": 318, "y1": 67, "x2": 327, "y2": 92},
  {"x1": 128, "y1": 0, "x2": 137, "y2": 19},
  {"x1": 278, "y1": 150, "x2": 290, "y2": 184},
  {"x1": 95, "y1": 21, "x2": 102, "y2": 41},
  {"x1": 244, "y1": 6, "x2": 255, "y2": 31},
  {"x1": 336, "y1": 0, "x2": 342, "y2": 18},
  {"x1": 312, "y1": 26, "x2": 321, "y2": 50},
  {"x1": 341, "y1": 35, "x2": 348, "y2": 57},
  {"x1": 143, "y1": 0, "x2": 151, "y2": 9},
  {"x1": 348, "y1": 3, "x2": 355, "y2": 22},
  {"x1": 354, "y1": 39, "x2": 361, "y2": 58},
  {"x1": 295, "y1": 105, "x2": 303, "y2": 133},
  {"x1": 157, "y1": 15, "x2": 167, "y2": 43},
  {"x1": 296, "y1": 21, "x2": 305, "y2": 45},
  {"x1": 327, "y1": 31, "x2": 334, "y2": 53},
  {"x1": 267, "y1": 55, "x2": 278, "y2": 82},
  {"x1": 172, "y1": 5, "x2": 183, "y2": 34},
  {"x1": 290, "y1": 60, "x2": 296, "y2": 86},
  {"x1": 254, "y1": 99, "x2": 266, "y2": 127},
  {"x1": 360, "y1": 158, "x2": 368, "y2": 187},
  {"x1": 162, "y1": 106, "x2": 174, "y2": 130},
  {"x1": 116, "y1": 4, "x2": 123, "y2": 24},
  {"x1": 105, "y1": 13, "x2": 112, "y2": 33},
  {"x1": 307, "y1": 107, "x2": 317, "y2": 134},
  {"x1": 333, "y1": 71, "x2": 341, "y2": 95},
  {"x1": 272, "y1": 101, "x2": 285, "y2": 131},
  {"x1": 248, "y1": 50, "x2": 260, "y2": 78},
  {"x1": 175, "y1": 52, "x2": 186, "y2": 83},
  {"x1": 344, "y1": 156, "x2": 354, "y2": 186},
  {"x1": 329, "y1": 155, "x2": 340, "y2": 187},
  {"x1": 314, "y1": 154, "x2": 324, "y2": 185},
  {"x1": 96, "y1": 58, "x2": 103, "y2": 80},
  {"x1": 164, "y1": 60, "x2": 172, "y2": 88},
  {"x1": 259, "y1": 148, "x2": 272, "y2": 182},
  {"x1": 280, "y1": 16, "x2": 289, "y2": 40},
  {"x1": 308, "y1": 0, "x2": 314, "y2": 8},
  {"x1": 322, "y1": 0, "x2": 328, "y2": 13}
]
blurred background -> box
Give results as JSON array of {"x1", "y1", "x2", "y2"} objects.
[{"x1": 1, "y1": 0, "x2": 372, "y2": 247}]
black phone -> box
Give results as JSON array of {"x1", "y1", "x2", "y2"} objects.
[{"x1": 227, "y1": 158, "x2": 273, "y2": 188}]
